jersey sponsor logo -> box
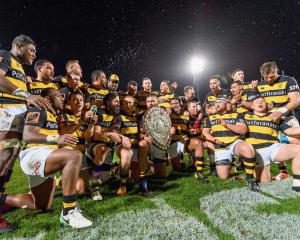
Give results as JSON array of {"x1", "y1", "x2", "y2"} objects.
[
  {"x1": 26, "y1": 112, "x2": 40, "y2": 124},
  {"x1": 46, "y1": 121, "x2": 58, "y2": 129}
]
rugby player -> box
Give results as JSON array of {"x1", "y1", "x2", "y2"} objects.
[
  {"x1": 87, "y1": 92, "x2": 130, "y2": 200},
  {"x1": 87, "y1": 70, "x2": 109, "y2": 109},
  {"x1": 0, "y1": 35, "x2": 52, "y2": 232},
  {"x1": 58, "y1": 90, "x2": 97, "y2": 193},
  {"x1": 0, "y1": 88, "x2": 92, "y2": 229},
  {"x1": 245, "y1": 94, "x2": 300, "y2": 191},
  {"x1": 231, "y1": 68, "x2": 258, "y2": 90},
  {"x1": 136, "y1": 77, "x2": 158, "y2": 113},
  {"x1": 257, "y1": 62, "x2": 300, "y2": 180},
  {"x1": 60, "y1": 71, "x2": 90, "y2": 110},
  {"x1": 204, "y1": 75, "x2": 232, "y2": 116},
  {"x1": 114, "y1": 95, "x2": 140, "y2": 195},
  {"x1": 202, "y1": 97, "x2": 259, "y2": 191},
  {"x1": 158, "y1": 80, "x2": 175, "y2": 110},
  {"x1": 53, "y1": 60, "x2": 83, "y2": 88},
  {"x1": 107, "y1": 74, "x2": 120, "y2": 92},
  {"x1": 28, "y1": 59, "x2": 57, "y2": 95},
  {"x1": 169, "y1": 98, "x2": 208, "y2": 183}
]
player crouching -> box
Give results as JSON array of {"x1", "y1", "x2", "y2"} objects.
[
  {"x1": 0, "y1": 89, "x2": 92, "y2": 229},
  {"x1": 245, "y1": 94, "x2": 300, "y2": 192},
  {"x1": 168, "y1": 98, "x2": 208, "y2": 183},
  {"x1": 202, "y1": 97, "x2": 259, "y2": 191},
  {"x1": 114, "y1": 96, "x2": 140, "y2": 195},
  {"x1": 87, "y1": 92, "x2": 131, "y2": 200}
]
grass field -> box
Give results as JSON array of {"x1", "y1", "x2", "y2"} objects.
[{"x1": 2, "y1": 155, "x2": 299, "y2": 240}]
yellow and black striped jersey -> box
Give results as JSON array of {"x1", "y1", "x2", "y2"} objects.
[
  {"x1": 205, "y1": 88, "x2": 232, "y2": 107},
  {"x1": 170, "y1": 112, "x2": 189, "y2": 142},
  {"x1": 58, "y1": 110, "x2": 87, "y2": 152},
  {"x1": 24, "y1": 107, "x2": 59, "y2": 149},
  {"x1": 244, "y1": 112, "x2": 290, "y2": 149},
  {"x1": 234, "y1": 90, "x2": 252, "y2": 113},
  {"x1": 28, "y1": 79, "x2": 58, "y2": 95},
  {"x1": 158, "y1": 92, "x2": 175, "y2": 108},
  {"x1": 243, "y1": 82, "x2": 253, "y2": 90},
  {"x1": 115, "y1": 113, "x2": 139, "y2": 147},
  {"x1": 0, "y1": 50, "x2": 27, "y2": 107},
  {"x1": 256, "y1": 75, "x2": 300, "y2": 109},
  {"x1": 136, "y1": 90, "x2": 158, "y2": 112},
  {"x1": 205, "y1": 112, "x2": 244, "y2": 149},
  {"x1": 87, "y1": 86, "x2": 109, "y2": 109},
  {"x1": 53, "y1": 75, "x2": 67, "y2": 89},
  {"x1": 94, "y1": 110, "x2": 117, "y2": 145}
]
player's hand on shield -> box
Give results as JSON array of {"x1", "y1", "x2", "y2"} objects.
[
  {"x1": 170, "y1": 127, "x2": 176, "y2": 135},
  {"x1": 144, "y1": 134, "x2": 153, "y2": 144}
]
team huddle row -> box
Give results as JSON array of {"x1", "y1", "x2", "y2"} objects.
[{"x1": 1, "y1": 34, "x2": 300, "y2": 232}]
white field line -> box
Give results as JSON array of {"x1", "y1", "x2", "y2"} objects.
[
  {"x1": 58, "y1": 197, "x2": 218, "y2": 240},
  {"x1": 200, "y1": 178, "x2": 300, "y2": 240}
]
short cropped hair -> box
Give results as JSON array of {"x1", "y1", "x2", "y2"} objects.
[
  {"x1": 12, "y1": 35, "x2": 36, "y2": 48},
  {"x1": 209, "y1": 75, "x2": 221, "y2": 82},
  {"x1": 34, "y1": 59, "x2": 52, "y2": 73},
  {"x1": 127, "y1": 81, "x2": 138, "y2": 88}
]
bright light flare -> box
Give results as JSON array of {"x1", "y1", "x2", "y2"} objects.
[{"x1": 189, "y1": 57, "x2": 205, "y2": 74}]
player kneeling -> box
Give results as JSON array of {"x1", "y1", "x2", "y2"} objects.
[
  {"x1": 245, "y1": 94, "x2": 300, "y2": 192},
  {"x1": 0, "y1": 89, "x2": 92, "y2": 229},
  {"x1": 203, "y1": 97, "x2": 259, "y2": 191},
  {"x1": 168, "y1": 98, "x2": 208, "y2": 183}
]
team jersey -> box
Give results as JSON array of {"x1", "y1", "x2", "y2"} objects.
[
  {"x1": 53, "y1": 75, "x2": 67, "y2": 89},
  {"x1": 244, "y1": 112, "x2": 290, "y2": 149},
  {"x1": 234, "y1": 90, "x2": 252, "y2": 113},
  {"x1": 0, "y1": 50, "x2": 27, "y2": 106},
  {"x1": 205, "y1": 88, "x2": 232, "y2": 107},
  {"x1": 170, "y1": 112, "x2": 189, "y2": 142},
  {"x1": 243, "y1": 82, "x2": 253, "y2": 90},
  {"x1": 87, "y1": 85, "x2": 109, "y2": 109},
  {"x1": 256, "y1": 75, "x2": 300, "y2": 109},
  {"x1": 94, "y1": 110, "x2": 117, "y2": 145},
  {"x1": 205, "y1": 112, "x2": 244, "y2": 149},
  {"x1": 158, "y1": 92, "x2": 175, "y2": 108},
  {"x1": 58, "y1": 110, "x2": 88, "y2": 152},
  {"x1": 28, "y1": 79, "x2": 58, "y2": 95},
  {"x1": 115, "y1": 113, "x2": 139, "y2": 148},
  {"x1": 24, "y1": 107, "x2": 59, "y2": 149},
  {"x1": 136, "y1": 90, "x2": 158, "y2": 112}
]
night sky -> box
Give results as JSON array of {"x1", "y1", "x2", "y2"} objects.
[{"x1": 1, "y1": 0, "x2": 300, "y2": 100}]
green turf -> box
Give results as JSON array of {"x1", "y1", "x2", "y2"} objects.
[{"x1": 1, "y1": 155, "x2": 295, "y2": 239}]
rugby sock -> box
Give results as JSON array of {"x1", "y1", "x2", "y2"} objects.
[
  {"x1": 0, "y1": 176, "x2": 6, "y2": 193},
  {"x1": 243, "y1": 157, "x2": 256, "y2": 180},
  {"x1": 278, "y1": 164, "x2": 288, "y2": 174},
  {"x1": 195, "y1": 157, "x2": 204, "y2": 174},
  {"x1": 63, "y1": 194, "x2": 77, "y2": 215},
  {"x1": 0, "y1": 194, "x2": 7, "y2": 205},
  {"x1": 3, "y1": 170, "x2": 12, "y2": 189},
  {"x1": 292, "y1": 174, "x2": 300, "y2": 192}
]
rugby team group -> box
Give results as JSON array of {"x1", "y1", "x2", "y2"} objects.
[{"x1": 1, "y1": 34, "x2": 300, "y2": 232}]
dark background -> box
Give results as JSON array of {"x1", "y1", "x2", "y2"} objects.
[{"x1": 1, "y1": 0, "x2": 300, "y2": 100}]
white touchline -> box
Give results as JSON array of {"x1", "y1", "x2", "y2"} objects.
[
  {"x1": 200, "y1": 178, "x2": 300, "y2": 240},
  {"x1": 59, "y1": 197, "x2": 219, "y2": 240}
]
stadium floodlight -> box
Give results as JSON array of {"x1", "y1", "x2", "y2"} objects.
[{"x1": 189, "y1": 56, "x2": 205, "y2": 74}]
